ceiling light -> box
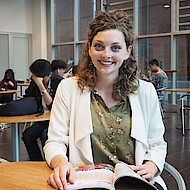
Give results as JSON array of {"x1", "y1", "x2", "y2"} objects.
[{"x1": 163, "y1": 4, "x2": 170, "y2": 8}]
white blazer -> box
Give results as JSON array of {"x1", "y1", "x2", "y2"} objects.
[{"x1": 44, "y1": 77, "x2": 167, "y2": 189}]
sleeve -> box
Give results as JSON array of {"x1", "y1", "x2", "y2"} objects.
[
  {"x1": 43, "y1": 80, "x2": 70, "y2": 166},
  {"x1": 0, "y1": 80, "x2": 4, "y2": 88},
  {"x1": 13, "y1": 81, "x2": 17, "y2": 90},
  {"x1": 46, "y1": 76, "x2": 63, "y2": 110},
  {"x1": 143, "y1": 82, "x2": 167, "y2": 174}
]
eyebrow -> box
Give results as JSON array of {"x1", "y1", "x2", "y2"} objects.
[{"x1": 93, "y1": 40, "x2": 122, "y2": 45}]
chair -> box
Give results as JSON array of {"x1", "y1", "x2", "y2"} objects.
[
  {"x1": 156, "y1": 87, "x2": 167, "y2": 120},
  {"x1": 164, "y1": 162, "x2": 186, "y2": 190},
  {"x1": 181, "y1": 93, "x2": 190, "y2": 135}
]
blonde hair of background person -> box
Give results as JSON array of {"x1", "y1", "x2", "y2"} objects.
[{"x1": 44, "y1": 10, "x2": 167, "y2": 190}]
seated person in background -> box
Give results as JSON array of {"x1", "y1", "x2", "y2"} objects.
[
  {"x1": 44, "y1": 10, "x2": 167, "y2": 190},
  {"x1": 64, "y1": 65, "x2": 78, "y2": 78},
  {"x1": 141, "y1": 59, "x2": 168, "y2": 99},
  {"x1": 0, "y1": 69, "x2": 17, "y2": 103},
  {"x1": 51, "y1": 59, "x2": 67, "y2": 78},
  {"x1": 71, "y1": 65, "x2": 78, "y2": 76},
  {"x1": 22, "y1": 59, "x2": 63, "y2": 161}
]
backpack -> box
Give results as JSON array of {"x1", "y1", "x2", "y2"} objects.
[{"x1": 0, "y1": 97, "x2": 38, "y2": 116}]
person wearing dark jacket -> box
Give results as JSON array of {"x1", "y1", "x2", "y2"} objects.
[
  {"x1": 22, "y1": 59, "x2": 63, "y2": 161},
  {"x1": 51, "y1": 59, "x2": 67, "y2": 78},
  {"x1": 0, "y1": 69, "x2": 17, "y2": 103}
]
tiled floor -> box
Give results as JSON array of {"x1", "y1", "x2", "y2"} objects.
[
  {"x1": 0, "y1": 111, "x2": 189, "y2": 190},
  {"x1": 161, "y1": 111, "x2": 190, "y2": 190}
]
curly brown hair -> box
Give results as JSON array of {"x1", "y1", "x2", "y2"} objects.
[{"x1": 77, "y1": 10, "x2": 139, "y2": 100}]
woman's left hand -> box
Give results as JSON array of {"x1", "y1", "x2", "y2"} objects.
[{"x1": 128, "y1": 161, "x2": 158, "y2": 184}]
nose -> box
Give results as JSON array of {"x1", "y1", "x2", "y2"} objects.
[{"x1": 101, "y1": 48, "x2": 112, "y2": 58}]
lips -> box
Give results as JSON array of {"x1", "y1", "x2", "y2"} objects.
[{"x1": 99, "y1": 60, "x2": 114, "y2": 66}]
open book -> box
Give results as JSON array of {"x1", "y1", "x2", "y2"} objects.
[{"x1": 67, "y1": 163, "x2": 158, "y2": 190}]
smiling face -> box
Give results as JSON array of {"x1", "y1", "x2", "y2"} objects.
[{"x1": 89, "y1": 29, "x2": 131, "y2": 79}]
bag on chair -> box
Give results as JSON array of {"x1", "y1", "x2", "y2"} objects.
[{"x1": 0, "y1": 97, "x2": 38, "y2": 116}]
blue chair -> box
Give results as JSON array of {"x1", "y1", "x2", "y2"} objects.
[{"x1": 157, "y1": 87, "x2": 167, "y2": 120}]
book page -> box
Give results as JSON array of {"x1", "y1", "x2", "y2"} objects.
[
  {"x1": 114, "y1": 163, "x2": 143, "y2": 179},
  {"x1": 67, "y1": 164, "x2": 115, "y2": 190},
  {"x1": 114, "y1": 163, "x2": 157, "y2": 190}
]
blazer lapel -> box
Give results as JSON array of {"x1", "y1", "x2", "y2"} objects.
[
  {"x1": 129, "y1": 93, "x2": 149, "y2": 148},
  {"x1": 74, "y1": 90, "x2": 94, "y2": 163}
]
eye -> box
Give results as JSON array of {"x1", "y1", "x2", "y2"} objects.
[
  {"x1": 94, "y1": 43, "x2": 104, "y2": 51},
  {"x1": 111, "y1": 45, "x2": 121, "y2": 51}
]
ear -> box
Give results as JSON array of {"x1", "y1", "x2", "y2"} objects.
[{"x1": 124, "y1": 45, "x2": 132, "y2": 60}]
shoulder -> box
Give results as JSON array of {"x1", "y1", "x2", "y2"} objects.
[
  {"x1": 157, "y1": 70, "x2": 167, "y2": 76},
  {"x1": 51, "y1": 73, "x2": 63, "y2": 83},
  {"x1": 138, "y1": 79, "x2": 154, "y2": 89},
  {"x1": 50, "y1": 73, "x2": 63, "y2": 89},
  {"x1": 137, "y1": 79, "x2": 156, "y2": 96},
  {"x1": 58, "y1": 77, "x2": 79, "y2": 92}
]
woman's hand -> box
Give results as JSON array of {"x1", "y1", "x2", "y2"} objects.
[
  {"x1": 128, "y1": 161, "x2": 158, "y2": 184},
  {"x1": 47, "y1": 156, "x2": 76, "y2": 189},
  {"x1": 8, "y1": 81, "x2": 14, "y2": 87}
]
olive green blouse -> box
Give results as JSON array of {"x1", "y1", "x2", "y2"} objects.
[{"x1": 90, "y1": 90, "x2": 135, "y2": 166}]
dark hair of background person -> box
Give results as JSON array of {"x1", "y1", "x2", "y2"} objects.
[
  {"x1": 72, "y1": 65, "x2": 78, "y2": 76},
  {"x1": 3, "y1": 69, "x2": 16, "y2": 82},
  {"x1": 29, "y1": 59, "x2": 52, "y2": 77},
  {"x1": 77, "y1": 10, "x2": 139, "y2": 101},
  {"x1": 149, "y1": 59, "x2": 159, "y2": 66},
  {"x1": 51, "y1": 59, "x2": 67, "y2": 71}
]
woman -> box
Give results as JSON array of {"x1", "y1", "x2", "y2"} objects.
[
  {"x1": 44, "y1": 10, "x2": 167, "y2": 190},
  {"x1": 0, "y1": 69, "x2": 17, "y2": 103}
]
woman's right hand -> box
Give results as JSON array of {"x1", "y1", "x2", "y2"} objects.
[{"x1": 47, "y1": 156, "x2": 76, "y2": 189}]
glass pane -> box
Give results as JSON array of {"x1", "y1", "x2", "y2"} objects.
[
  {"x1": 79, "y1": 0, "x2": 94, "y2": 41},
  {"x1": 12, "y1": 37, "x2": 30, "y2": 81},
  {"x1": 0, "y1": 34, "x2": 9, "y2": 80},
  {"x1": 54, "y1": 0, "x2": 74, "y2": 43},
  {"x1": 54, "y1": 45, "x2": 74, "y2": 71},
  {"x1": 137, "y1": 36, "x2": 171, "y2": 86},
  {"x1": 177, "y1": 34, "x2": 190, "y2": 88},
  {"x1": 139, "y1": 0, "x2": 171, "y2": 35},
  {"x1": 78, "y1": 43, "x2": 85, "y2": 61},
  {"x1": 109, "y1": 0, "x2": 134, "y2": 21},
  {"x1": 179, "y1": 1, "x2": 190, "y2": 31},
  {"x1": 96, "y1": 0, "x2": 101, "y2": 13}
]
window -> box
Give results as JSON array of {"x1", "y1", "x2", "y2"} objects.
[
  {"x1": 51, "y1": 0, "x2": 96, "y2": 67},
  {"x1": 50, "y1": 0, "x2": 190, "y2": 104},
  {"x1": 177, "y1": 34, "x2": 190, "y2": 87},
  {"x1": 138, "y1": 37, "x2": 171, "y2": 75},
  {"x1": 177, "y1": 0, "x2": 190, "y2": 31},
  {"x1": 54, "y1": 0, "x2": 74, "y2": 43},
  {"x1": 139, "y1": 0, "x2": 171, "y2": 35}
]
